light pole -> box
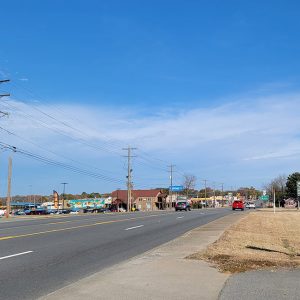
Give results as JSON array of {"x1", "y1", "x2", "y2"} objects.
[{"x1": 61, "y1": 182, "x2": 68, "y2": 210}]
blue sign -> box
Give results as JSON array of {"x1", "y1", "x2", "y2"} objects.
[{"x1": 169, "y1": 185, "x2": 184, "y2": 192}]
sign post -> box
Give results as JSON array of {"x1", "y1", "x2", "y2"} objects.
[
  {"x1": 297, "y1": 181, "x2": 300, "y2": 210},
  {"x1": 260, "y1": 195, "x2": 269, "y2": 201},
  {"x1": 273, "y1": 188, "x2": 276, "y2": 214}
]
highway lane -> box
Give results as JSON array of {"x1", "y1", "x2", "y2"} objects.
[
  {"x1": 0, "y1": 209, "x2": 240, "y2": 300},
  {"x1": 0, "y1": 211, "x2": 174, "y2": 238}
]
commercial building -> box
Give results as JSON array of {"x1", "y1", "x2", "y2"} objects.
[{"x1": 111, "y1": 189, "x2": 167, "y2": 211}]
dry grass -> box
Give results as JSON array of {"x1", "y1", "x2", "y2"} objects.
[{"x1": 187, "y1": 210, "x2": 300, "y2": 273}]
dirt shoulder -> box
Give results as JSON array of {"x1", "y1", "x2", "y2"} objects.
[{"x1": 187, "y1": 210, "x2": 300, "y2": 273}]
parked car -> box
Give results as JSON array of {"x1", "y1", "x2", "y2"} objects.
[
  {"x1": 175, "y1": 201, "x2": 191, "y2": 211},
  {"x1": 245, "y1": 202, "x2": 256, "y2": 209},
  {"x1": 232, "y1": 200, "x2": 244, "y2": 211},
  {"x1": 14, "y1": 210, "x2": 26, "y2": 216},
  {"x1": 83, "y1": 207, "x2": 105, "y2": 213}
]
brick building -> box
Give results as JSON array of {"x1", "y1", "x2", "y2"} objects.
[{"x1": 111, "y1": 189, "x2": 167, "y2": 211}]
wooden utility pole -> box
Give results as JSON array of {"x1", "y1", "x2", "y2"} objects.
[
  {"x1": 0, "y1": 79, "x2": 10, "y2": 117},
  {"x1": 6, "y1": 156, "x2": 12, "y2": 218},
  {"x1": 123, "y1": 147, "x2": 137, "y2": 212},
  {"x1": 168, "y1": 164, "x2": 175, "y2": 209},
  {"x1": 221, "y1": 183, "x2": 224, "y2": 207},
  {"x1": 61, "y1": 182, "x2": 68, "y2": 209},
  {"x1": 203, "y1": 179, "x2": 207, "y2": 208}
]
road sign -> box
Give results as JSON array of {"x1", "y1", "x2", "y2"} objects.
[
  {"x1": 228, "y1": 193, "x2": 233, "y2": 200},
  {"x1": 169, "y1": 185, "x2": 184, "y2": 192},
  {"x1": 177, "y1": 195, "x2": 188, "y2": 200},
  {"x1": 260, "y1": 195, "x2": 269, "y2": 201},
  {"x1": 297, "y1": 181, "x2": 300, "y2": 197}
]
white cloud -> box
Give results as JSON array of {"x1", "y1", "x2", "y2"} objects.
[{"x1": 1, "y1": 92, "x2": 300, "y2": 192}]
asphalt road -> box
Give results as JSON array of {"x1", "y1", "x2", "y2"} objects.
[{"x1": 0, "y1": 208, "x2": 237, "y2": 299}]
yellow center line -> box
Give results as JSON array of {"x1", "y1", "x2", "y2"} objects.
[
  {"x1": 0, "y1": 220, "x2": 75, "y2": 231},
  {"x1": 0, "y1": 213, "x2": 172, "y2": 241},
  {"x1": 0, "y1": 215, "x2": 115, "y2": 231}
]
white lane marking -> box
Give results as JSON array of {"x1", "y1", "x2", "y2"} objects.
[
  {"x1": 0, "y1": 251, "x2": 33, "y2": 260},
  {"x1": 177, "y1": 216, "x2": 184, "y2": 219},
  {"x1": 124, "y1": 225, "x2": 144, "y2": 231}
]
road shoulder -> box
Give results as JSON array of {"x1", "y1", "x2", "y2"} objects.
[{"x1": 41, "y1": 212, "x2": 245, "y2": 300}]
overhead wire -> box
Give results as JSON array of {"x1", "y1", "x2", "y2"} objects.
[
  {"x1": 0, "y1": 141, "x2": 124, "y2": 184},
  {"x1": 1, "y1": 73, "x2": 196, "y2": 185},
  {"x1": 0, "y1": 124, "x2": 121, "y2": 177},
  {"x1": 8, "y1": 80, "x2": 173, "y2": 168}
]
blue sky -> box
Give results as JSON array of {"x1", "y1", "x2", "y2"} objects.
[{"x1": 1, "y1": 0, "x2": 300, "y2": 196}]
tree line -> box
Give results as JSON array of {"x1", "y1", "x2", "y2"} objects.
[{"x1": 263, "y1": 172, "x2": 300, "y2": 203}]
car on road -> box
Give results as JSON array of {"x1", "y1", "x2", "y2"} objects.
[
  {"x1": 175, "y1": 201, "x2": 191, "y2": 211},
  {"x1": 232, "y1": 200, "x2": 244, "y2": 211},
  {"x1": 245, "y1": 202, "x2": 256, "y2": 209}
]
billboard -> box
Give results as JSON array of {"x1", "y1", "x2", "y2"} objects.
[{"x1": 67, "y1": 198, "x2": 106, "y2": 209}]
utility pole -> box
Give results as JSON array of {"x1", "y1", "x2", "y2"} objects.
[
  {"x1": 213, "y1": 182, "x2": 216, "y2": 208},
  {"x1": 168, "y1": 164, "x2": 175, "y2": 209},
  {"x1": 28, "y1": 185, "x2": 32, "y2": 203},
  {"x1": 221, "y1": 183, "x2": 224, "y2": 207},
  {"x1": 203, "y1": 179, "x2": 207, "y2": 208},
  {"x1": 6, "y1": 156, "x2": 12, "y2": 218},
  {"x1": 0, "y1": 79, "x2": 10, "y2": 117},
  {"x1": 123, "y1": 147, "x2": 137, "y2": 212},
  {"x1": 61, "y1": 182, "x2": 68, "y2": 209}
]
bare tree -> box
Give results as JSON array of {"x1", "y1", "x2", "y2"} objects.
[
  {"x1": 262, "y1": 174, "x2": 287, "y2": 205},
  {"x1": 182, "y1": 174, "x2": 197, "y2": 197},
  {"x1": 272, "y1": 174, "x2": 287, "y2": 194}
]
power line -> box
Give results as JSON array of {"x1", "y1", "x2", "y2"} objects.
[
  {"x1": 2, "y1": 75, "x2": 198, "y2": 184},
  {"x1": 4, "y1": 81, "x2": 171, "y2": 172},
  {"x1": 3, "y1": 95, "x2": 171, "y2": 175},
  {"x1": 0, "y1": 124, "x2": 121, "y2": 177},
  {"x1": 0, "y1": 142, "x2": 124, "y2": 185}
]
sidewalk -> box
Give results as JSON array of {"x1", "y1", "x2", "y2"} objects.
[
  {"x1": 219, "y1": 269, "x2": 300, "y2": 300},
  {"x1": 41, "y1": 213, "x2": 245, "y2": 300}
]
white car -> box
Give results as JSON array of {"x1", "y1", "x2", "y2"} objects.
[
  {"x1": 245, "y1": 202, "x2": 256, "y2": 209},
  {"x1": 0, "y1": 209, "x2": 5, "y2": 216}
]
